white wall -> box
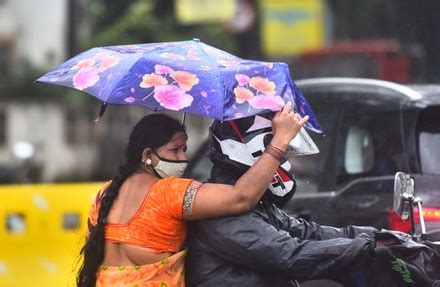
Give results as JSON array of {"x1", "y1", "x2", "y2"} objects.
[
  {"x1": 0, "y1": 0, "x2": 67, "y2": 68},
  {"x1": 0, "y1": 102, "x2": 99, "y2": 182}
]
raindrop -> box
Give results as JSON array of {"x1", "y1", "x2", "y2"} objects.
[
  {"x1": 0, "y1": 261, "x2": 7, "y2": 274},
  {"x1": 40, "y1": 259, "x2": 57, "y2": 274},
  {"x1": 33, "y1": 195, "x2": 49, "y2": 210}
]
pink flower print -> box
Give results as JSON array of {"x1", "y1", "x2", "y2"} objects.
[
  {"x1": 233, "y1": 87, "x2": 254, "y2": 104},
  {"x1": 140, "y1": 73, "x2": 168, "y2": 88},
  {"x1": 154, "y1": 64, "x2": 174, "y2": 75},
  {"x1": 235, "y1": 74, "x2": 250, "y2": 86},
  {"x1": 249, "y1": 76, "x2": 276, "y2": 96},
  {"x1": 170, "y1": 71, "x2": 199, "y2": 91},
  {"x1": 200, "y1": 65, "x2": 211, "y2": 71},
  {"x1": 235, "y1": 112, "x2": 244, "y2": 118},
  {"x1": 264, "y1": 62, "x2": 274, "y2": 69},
  {"x1": 72, "y1": 58, "x2": 95, "y2": 70},
  {"x1": 106, "y1": 73, "x2": 113, "y2": 80},
  {"x1": 98, "y1": 54, "x2": 119, "y2": 72},
  {"x1": 124, "y1": 97, "x2": 136, "y2": 103},
  {"x1": 73, "y1": 68, "x2": 100, "y2": 90},
  {"x1": 154, "y1": 85, "x2": 193, "y2": 111},
  {"x1": 217, "y1": 60, "x2": 241, "y2": 67},
  {"x1": 187, "y1": 55, "x2": 200, "y2": 61},
  {"x1": 187, "y1": 49, "x2": 198, "y2": 55},
  {"x1": 248, "y1": 95, "x2": 285, "y2": 111},
  {"x1": 200, "y1": 91, "x2": 208, "y2": 97},
  {"x1": 130, "y1": 88, "x2": 135, "y2": 93},
  {"x1": 186, "y1": 45, "x2": 198, "y2": 52},
  {"x1": 160, "y1": 53, "x2": 186, "y2": 61}
]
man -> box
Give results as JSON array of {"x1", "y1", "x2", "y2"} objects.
[{"x1": 185, "y1": 113, "x2": 379, "y2": 287}]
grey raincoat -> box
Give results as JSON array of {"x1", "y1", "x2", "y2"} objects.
[{"x1": 185, "y1": 166, "x2": 378, "y2": 287}]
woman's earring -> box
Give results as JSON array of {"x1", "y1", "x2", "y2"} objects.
[{"x1": 142, "y1": 158, "x2": 152, "y2": 169}]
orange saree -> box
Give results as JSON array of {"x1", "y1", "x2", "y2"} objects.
[{"x1": 89, "y1": 177, "x2": 201, "y2": 287}]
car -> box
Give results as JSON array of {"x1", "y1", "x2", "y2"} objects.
[{"x1": 184, "y1": 77, "x2": 440, "y2": 241}]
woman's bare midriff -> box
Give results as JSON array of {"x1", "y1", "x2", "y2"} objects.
[{"x1": 102, "y1": 242, "x2": 172, "y2": 266}]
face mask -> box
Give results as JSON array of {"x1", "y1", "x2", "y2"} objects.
[{"x1": 152, "y1": 151, "x2": 188, "y2": 178}]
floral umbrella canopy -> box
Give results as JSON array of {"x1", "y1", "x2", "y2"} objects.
[{"x1": 37, "y1": 39, "x2": 322, "y2": 132}]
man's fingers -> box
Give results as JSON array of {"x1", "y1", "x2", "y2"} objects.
[
  {"x1": 299, "y1": 115, "x2": 309, "y2": 125},
  {"x1": 282, "y1": 101, "x2": 292, "y2": 114}
]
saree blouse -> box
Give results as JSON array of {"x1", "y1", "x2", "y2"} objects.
[{"x1": 89, "y1": 177, "x2": 202, "y2": 253}]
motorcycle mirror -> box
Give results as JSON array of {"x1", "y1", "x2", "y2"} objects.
[{"x1": 393, "y1": 172, "x2": 414, "y2": 220}]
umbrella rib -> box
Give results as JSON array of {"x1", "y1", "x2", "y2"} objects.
[{"x1": 195, "y1": 40, "x2": 225, "y2": 120}]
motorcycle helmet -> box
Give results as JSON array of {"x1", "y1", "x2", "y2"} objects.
[{"x1": 208, "y1": 112, "x2": 297, "y2": 207}]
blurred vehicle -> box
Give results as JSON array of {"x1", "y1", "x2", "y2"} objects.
[
  {"x1": 184, "y1": 77, "x2": 440, "y2": 241},
  {"x1": 290, "y1": 39, "x2": 420, "y2": 84}
]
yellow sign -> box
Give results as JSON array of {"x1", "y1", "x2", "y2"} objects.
[
  {"x1": 260, "y1": 0, "x2": 325, "y2": 56},
  {"x1": 0, "y1": 182, "x2": 103, "y2": 287},
  {"x1": 176, "y1": 0, "x2": 236, "y2": 24}
]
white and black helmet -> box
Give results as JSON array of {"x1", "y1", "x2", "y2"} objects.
[{"x1": 208, "y1": 112, "x2": 297, "y2": 207}]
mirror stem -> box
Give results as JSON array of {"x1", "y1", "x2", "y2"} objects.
[{"x1": 409, "y1": 197, "x2": 416, "y2": 240}]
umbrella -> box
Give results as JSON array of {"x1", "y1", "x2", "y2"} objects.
[{"x1": 36, "y1": 39, "x2": 322, "y2": 132}]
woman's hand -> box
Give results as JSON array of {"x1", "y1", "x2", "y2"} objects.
[{"x1": 271, "y1": 102, "x2": 309, "y2": 151}]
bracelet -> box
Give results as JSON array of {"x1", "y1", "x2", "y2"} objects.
[
  {"x1": 268, "y1": 144, "x2": 285, "y2": 155},
  {"x1": 264, "y1": 144, "x2": 286, "y2": 162}
]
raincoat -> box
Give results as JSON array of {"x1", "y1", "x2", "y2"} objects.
[{"x1": 185, "y1": 166, "x2": 378, "y2": 287}]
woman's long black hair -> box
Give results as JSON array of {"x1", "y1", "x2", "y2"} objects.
[{"x1": 77, "y1": 113, "x2": 185, "y2": 287}]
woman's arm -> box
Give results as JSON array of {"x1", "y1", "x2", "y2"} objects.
[{"x1": 186, "y1": 102, "x2": 309, "y2": 220}]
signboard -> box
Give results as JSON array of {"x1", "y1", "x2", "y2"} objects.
[
  {"x1": 260, "y1": 0, "x2": 325, "y2": 57},
  {"x1": 176, "y1": 0, "x2": 236, "y2": 24}
]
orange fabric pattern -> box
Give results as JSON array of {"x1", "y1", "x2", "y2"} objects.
[
  {"x1": 96, "y1": 250, "x2": 186, "y2": 287},
  {"x1": 89, "y1": 177, "x2": 198, "y2": 253}
]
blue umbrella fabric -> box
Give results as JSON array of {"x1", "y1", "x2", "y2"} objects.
[{"x1": 37, "y1": 39, "x2": 322, "y2": 132}]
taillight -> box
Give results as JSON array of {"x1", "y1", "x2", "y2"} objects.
[
  {"x1": 388, "y1": 207, "x2": 440, "y2": 233},
  {"x1": 388, "y1": 209, "x2": 412, "y2": 233},
  {"x1": 422, "y1": 207, "x2": 440, "y2": 221}
]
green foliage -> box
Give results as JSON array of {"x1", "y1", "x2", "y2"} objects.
[{"x1": 84, "y1": 0, "x2": 238, "y2": 55}]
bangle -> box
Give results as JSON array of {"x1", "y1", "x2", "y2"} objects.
[{"x1": 264, "y1": 144, "x2": 286, "y2": 162}]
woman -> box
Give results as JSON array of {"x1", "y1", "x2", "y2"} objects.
[{"x1": 77, "y1": 102, "x2": 308, "y2": 287}]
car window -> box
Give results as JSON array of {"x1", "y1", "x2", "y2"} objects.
[
  {"x1": 293, "y1": 88, "x2": 407, "y2": 194},
  {"x1": 344, "y1": 126, "x2": 374, "y2": 174},
  {"x1": 336, "y1": 108, "x2": 404, "y2": 185},
  {"x1": 291, "y1": 108, "x2": 341, "y2": 193},
  {"x1": 417, "y1": 106, "x2": 440, "y2": 175}
]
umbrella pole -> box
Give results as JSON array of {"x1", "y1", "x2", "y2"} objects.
[
  {"x1": 181, "y1": 112, "x2": 187, "y2": 126},
  {"x1": 94, "y1": 102, "x2": 107, "y2": 123}
]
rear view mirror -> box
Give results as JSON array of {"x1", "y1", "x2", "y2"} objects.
[{"x1": 393, "y1": 172, "x2": 414, "y2": 220}]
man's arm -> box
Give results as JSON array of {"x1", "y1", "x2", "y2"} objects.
[
  {"x1": 270, "y1": 203, "x2": 378, "y2": 240},
  {"x1": 188, "y1": 212, "x2": 376, "y2": 281}
]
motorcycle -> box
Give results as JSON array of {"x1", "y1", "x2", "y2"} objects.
[{"x1": 371, "y1": 172, "x2": 440, "y2": 287}]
